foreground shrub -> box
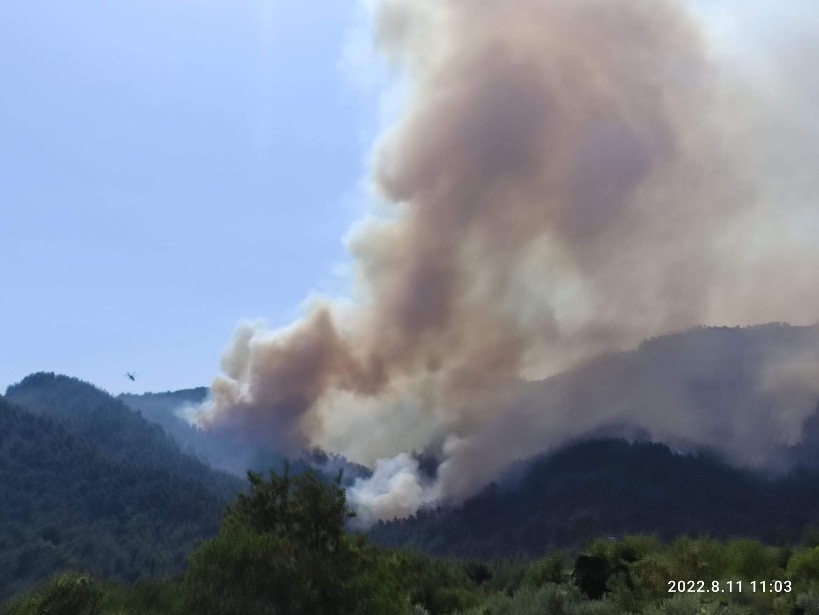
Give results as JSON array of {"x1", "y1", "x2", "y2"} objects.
[
  {"x1": 185, "y1": 466, "x2": 407, "y2": 615},
  {"x1": 458, "y1": 583, "x2": 619, "y2": 615},
  {"x1": 96, "y1": 578, "x2": 188, "y2": 615},
  {"x1": 642, "y1": 593, "x2": 751, "y2": 615},
  {"x1": 5, "y1": 572, "x2": 101, "y2": 615}
]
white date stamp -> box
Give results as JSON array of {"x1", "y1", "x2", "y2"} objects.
[{"x1": 667, "y1": 580, "x2": 792, "y2": 593}]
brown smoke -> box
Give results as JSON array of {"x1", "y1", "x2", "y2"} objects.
[{"x1": 196, "y1": 0, "x2": 819, "y2": 518}]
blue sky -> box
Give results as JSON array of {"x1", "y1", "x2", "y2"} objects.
[
  {"x1": 1, "y1": 0, "x2": 376, "y2": 394},
  {"x1": 1, "y1": 1, "x2": 811, "y2": 397}
]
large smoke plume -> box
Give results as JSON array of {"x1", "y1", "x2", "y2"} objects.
[{"x1": 195, "y1": 0, "x2": 819, "y2": 522}]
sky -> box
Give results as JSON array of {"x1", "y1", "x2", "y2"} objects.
[
  {"x1": 0, "y1": 0, "x2": 376, "y2": 394},
  {"x1": 1, "y1": 0, "x2": 813, "y2": 398}
]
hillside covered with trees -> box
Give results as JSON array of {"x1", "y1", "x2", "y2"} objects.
[
  {"x1": 6, "y1": 463, "x2": 819, "y2": 615},
  {"x1": 7, "y1": 374, "x2": 241, "y2": 500},
  {"x1": 6, "y1": 373, "x2": 819, "y2": 612},
  {"x1": 0, "y1": 376, "x2": 244, "y2": 601},
  {"x1": 370, "y1": 439, "x2": 819, "y2": 559},
  {"x1": 118, "y1": 388, "x2": 292, "y2": 478}
]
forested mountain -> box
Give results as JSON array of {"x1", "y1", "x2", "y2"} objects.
[
  {"x1": 0, "y1": 394, "x2": 229, "y2": 601},
  {"x1": 6, "y1": 373, "x2": 241, "y2": 500},
  {"x1": 120, "y1": 388, "x2": 373, "y2": 485},
  {"x1": 0, "y1": 373, "x2": 377, "y2": 602},
  {"x1": 10, "y1": 460, "x2": 819, "y2": 615},
  {"x1": 118, "y1": 388, "x2": 290, "y2": 478},
  {"x1": 5, "y1": 332, "x2": 819, "y2": 606},
  {"x1": 118, "y1": 387, "x2": 209, "y2": 438},
  {"x1": 0, "y1": 373, "x2": 247, "y2": 600},
  {"x1": 445, "y1": 324, "x2": 819, "y2": 485},
  {"x1": 370, "y1": 439, "x2": 819, "y2": 559}
]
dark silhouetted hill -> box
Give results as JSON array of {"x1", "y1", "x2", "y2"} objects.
[
  {"x1": 6, "y1": 373, "x2": 241, "y2": 500},
  {"x1": 370, "y1": 439, "x2": 819, "y2": 559},
  {"x1": 0, "y1": 394, "x2": 229, "y2": 601},
  {"x1": 118, "y1": 387, "x2": 290, "y2": 478},
  {"x1": 119, "y1": 388, "x2": 372, "y2": 485}
]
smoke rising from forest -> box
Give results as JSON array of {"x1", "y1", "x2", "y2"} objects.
[{"x1": 193, "y1": 0, "x2": 819, "y2": 522}]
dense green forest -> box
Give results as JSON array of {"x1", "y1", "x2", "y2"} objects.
[
  {"x1": 371, "y1": 439, "x2": 819, "y2": 558},
  {"x1": 6, "y1": 463, "x2": 819, "y2": 615},
  {"x1": 6, "y1": 372, "x2": 819, "y2": 612},
  {"x1": 0, "y1": 376, "x2": 244, "y2": 601},
  {"x1": 7, "y1": 374, "x2": 241, "y2": 500}
]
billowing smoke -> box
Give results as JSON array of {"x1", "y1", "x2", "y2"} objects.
[
  {"x1": 194, "y1": 0, "x2": 819, "y2": 522},
  {"x1": 347, "y1": 453, "x2": 436, "y2": 527}
]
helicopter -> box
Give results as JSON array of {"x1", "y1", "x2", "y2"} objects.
[{"x1": 125, "y1": 372, "x2": 136, "y2": 382}]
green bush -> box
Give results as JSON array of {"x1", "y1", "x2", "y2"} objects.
[
  {"x1": 794, "y1": 592, "x2": 819, "y2": 615},
  {"x1": 96, "y1": 578, "x2": 188, "y2": 615},
  {"x1": 184, "y1": 466, "x2": 407, "y2": 615},
  {"x1": 522, "y1": 553, "x2": 567, "y2": 587},
  {"x1": 724, "y1": 540, "x2": 780, "y2": 580},
  {"x1": 6, "y1": 572, "x2": 101, "y2": 615},
  {"x1": 185, "y1": 526, "x2": 296, "y2": 615},
  {"x1": 789, "y1": 547, "x2": 819, "y2": 583},
  {"x1": 642, "y1": 593, "x2": 751, "y2": 615},
  {"x1": 667, "y1": 537, "x2": 727, "y2": 581},
  {"x1": 458, "y1": 584, "x2": 618, "y2": 615}
]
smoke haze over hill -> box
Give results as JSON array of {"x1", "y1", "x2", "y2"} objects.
[{"x1": 191, "y1": 0, "x2": 819, "y2": 523}]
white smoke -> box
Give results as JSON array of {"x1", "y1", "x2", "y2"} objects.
[{"x1": 191, "y1": 0, "x2": 819, "y2": 524}]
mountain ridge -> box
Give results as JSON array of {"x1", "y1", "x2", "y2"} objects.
[
  {"x1": 0, "y1": 393, "x2": 230, "y2": 601},
  {"x1": 369, "y1": 438, "x2": 819, "y2": 559},
  {"x1": 6, "y1": 373, "x2": 242, "y2": 500}
]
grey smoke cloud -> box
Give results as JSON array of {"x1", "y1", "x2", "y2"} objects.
[
  {"x1": 347, "y1": 453, "x2": 434, "y2": 527},
  {"x1": 194, "y1": 0, "x2": 819, "y2": 521}
]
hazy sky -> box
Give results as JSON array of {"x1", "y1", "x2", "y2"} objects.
[
  {"x1": 1, "y1": 1, "x2": 810, "y2": 397},
  {"x1": 1, "y1": 1, "x2": 376, "y2": 394}
]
